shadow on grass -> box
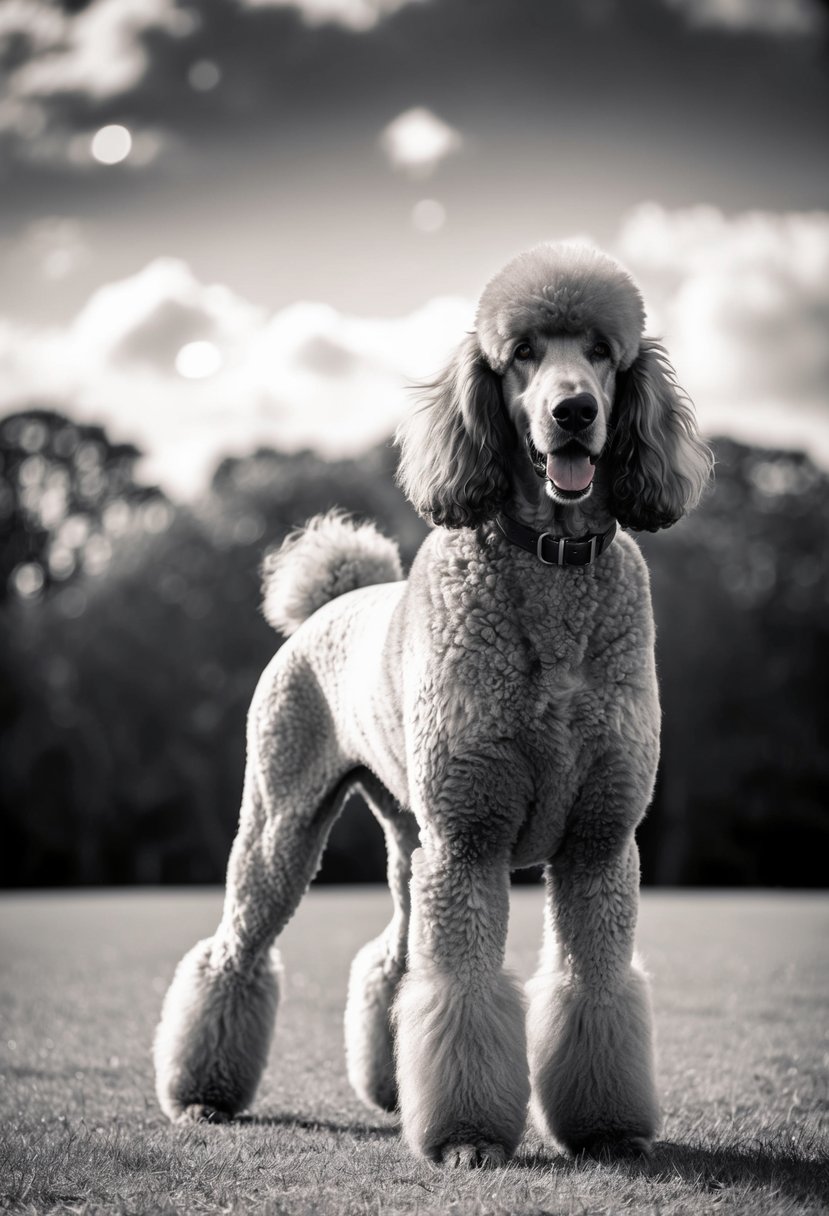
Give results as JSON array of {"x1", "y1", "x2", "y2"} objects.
[
  {"x1": 517, "y1": 1138, "x2": 829, "y2": 1205},
  {"x1": 231, "y1": 1116, "x2": 826, "y2": 1203},
  {"x1": 236, "y1": 1112, "x2": 399, "y2": 1140}
]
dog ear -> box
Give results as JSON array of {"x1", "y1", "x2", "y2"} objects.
[
  {"x1": 396, "y1": 333, "x2": 513, "y2": 528},
  {"x1": 608, "y1": 339, "x2": 713, "y2": 532}
]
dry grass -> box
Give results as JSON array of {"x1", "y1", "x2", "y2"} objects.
[{"x1": 0, "y1": 888, "x2": 827, "y2": 1214}]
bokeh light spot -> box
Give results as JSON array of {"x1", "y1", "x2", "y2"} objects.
[
  {"x1": 48, "y1": 545, "x2": 76, "y2": 580},
  {"x1": 380, "y1": 107, "x2": 461, "y2": 176},
  {"x1": 12, "y1": 563, "x2": 45, "y2": 599},
  {"x1": 188, "y1": 60, "x2": 222, "y2": 91},
  {"x1": 91, "y1": 125, "x2": 132, "y2": 165},
  {"x1": 412, "y1": 199, "x2": 446, "y2": 234},
  {"x1": 175, "y1": 340, "x2": 223, "y2": 379},
  {"x1": 58, "y1": 586, "x2": 87, "y2": 619},
  {"x1": 141, "y1": 500, "x2": 173, "y2": 533}
]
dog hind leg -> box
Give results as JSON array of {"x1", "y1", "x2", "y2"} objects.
[
  {"x1": 344, "y1": 773, "x2": 418, "y2": 1112},
  {"x1": 153, "y1": 655, "x2": 351, "y2": 1123}
]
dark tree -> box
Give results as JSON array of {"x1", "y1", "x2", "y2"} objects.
[
  {"x1": 0, "y1": 408, "x2": 165, "y2": 604},
  {"x1": 1, "y1": 408, "x2": 827, "y2": 889}
]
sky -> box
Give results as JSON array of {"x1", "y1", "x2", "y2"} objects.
[{"x1": 0, "y1": 0, "x2": 827, "y2": 495}]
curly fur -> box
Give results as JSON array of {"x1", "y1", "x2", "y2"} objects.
[
  {"x1": 476, "y1": 242, "x2": 646, "y2": 373},
  {"x1": 153, "y1": 937, "x2": 281, "y2": 1122},
  {"x1": 394, "y1": 964, "x2": 529, "y2": 1164},
  {"x1": 262, "y1": 512, "x2": 403, "y2": 635},
  {"x1": 344, "y1": 933, "x2": 402, "y2": 1112},
  {"x1": 398, "y1": 244, "x2": 711, "y2": 535},
  {"x1": 154, "y1": 242, "x2": 710, "y2": 1167},
  {"x1": 396, "y1": 335, "x2": 515, "y2": 529},
  {"x1": 609, "y1": 339, "x2": 714, "y2": 532},
  {"x1": 527, "y1": 961, "x2": 659, "y2": 1154}
]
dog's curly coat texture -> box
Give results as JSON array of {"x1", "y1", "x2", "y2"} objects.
[{"x1": 154, "y1": 242, "x2": 712, "y2": 1166}]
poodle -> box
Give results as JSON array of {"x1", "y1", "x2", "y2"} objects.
[{"x1": 154, "y1": 242, "x2": 712, "y2": 1167}]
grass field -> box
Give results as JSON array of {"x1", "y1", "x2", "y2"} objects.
[{"x1": 1, "y1": 888, "x2": 827, "y2": 1215}]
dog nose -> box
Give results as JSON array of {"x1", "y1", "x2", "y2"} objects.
[{"x1": 552, "y1": 393, "x2": 598, "y2": 433}]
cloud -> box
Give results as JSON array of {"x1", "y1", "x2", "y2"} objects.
[
  {"x1": 0, "y1": 0, "x2": 191, "y2": 164},
  {"x1": 20, "y1": 216, "x2": 88, "y2": 281},
  {"x1": 0, "y1": 0, "x2": 433, "y2": 166},
  {"x1": 4, "y1": 206, "x2": 828, "y2": 499},
  {"x1": 73, "y1": 258, "x2": 264, "y2": 370},
  {"x1": 2, "y1": 0, "x2": 196, "y2": 103},
  {"x1": 0, "y1": 259, "x2": 472, "y2": 497},
  {"x1": 662, "y1": 0, "x2": 826, "y2": 36},
  {"x1": 616, "y1": 203, "x2": 829, "y2": 464},
  {"x1": 240, "y1": 0, "x2": 424, "y2": 32},
  {"x1": 379, "y1": 107, "x2": 462, "y2": 177},
  {"x1": 0, "y1": 0, "x2": 423, "y2": 132}
]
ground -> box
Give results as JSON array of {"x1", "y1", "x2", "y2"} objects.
[{"x1": 0, "y1": 888, "x2": 826, "y2": 1215}]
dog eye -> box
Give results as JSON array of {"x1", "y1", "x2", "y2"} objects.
[
  {"x1": 514, "y1": 342, "x2": 534, "y2": 362},
  {"x1": 590, "y1": 339, "x2": 611, "y2": 361}
]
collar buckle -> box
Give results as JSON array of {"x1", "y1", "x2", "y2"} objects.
[
  {"x1": 498, "y1": 513, "x2": 616, "y2": 569},
  {"x1": 536, "y1": 532, "x2": 559, "y2": 565}
]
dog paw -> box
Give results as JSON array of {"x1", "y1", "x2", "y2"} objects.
[
  {"x1": 437, "y1": 1141, "x2": 508, "y2": 1169},
  {"x1": 176, "y1": 1103, "x2": 233, "y2": 1125}
]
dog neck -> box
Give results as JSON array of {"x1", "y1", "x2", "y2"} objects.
[{"x1": 504, "y1": 455, "x2": 616, "y2": 538}]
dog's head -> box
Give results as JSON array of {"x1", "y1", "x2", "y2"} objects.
[{"x1": 397, "y1": 242, "x2": 713, "y2": 532}]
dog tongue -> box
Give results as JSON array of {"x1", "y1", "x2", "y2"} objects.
[{"x1": 546, "y1": 451, "x2": 595, "y2": 493}]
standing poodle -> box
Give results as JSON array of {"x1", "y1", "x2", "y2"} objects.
[{"x1": 154, "y1": 243, "x2": 712, "y2": 1167}]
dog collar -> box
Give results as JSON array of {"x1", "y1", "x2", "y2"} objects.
[{"x1": 495, "y1": 513, "x2": 616, "y2": 567}]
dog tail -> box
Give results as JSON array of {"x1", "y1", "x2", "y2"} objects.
[{"x1": 261, "y1": 511, "x2": 404, "y2": 636}]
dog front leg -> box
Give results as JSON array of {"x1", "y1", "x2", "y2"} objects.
[
  {"x1": 394, "y1": 845, "x2": 529, "y2": 1167},
  {"x1": 527, "y1": 832, "x2": 660, "y2": 1156}
]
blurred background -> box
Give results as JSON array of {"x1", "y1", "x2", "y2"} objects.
[{"x1": 0, "y1": 0, "x2": 827, "y2": 889}]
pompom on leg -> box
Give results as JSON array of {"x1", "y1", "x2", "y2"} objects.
[
  {"x1": 154, "y1": 937, "x2": 281, "y2": 1123},
  {"x1": 344, "y1": 933, "x2": 403, "y2": 1112},
  {"x1": 395, "y1": 964, "x2": 529, "y2": 1166},
  {"x1": 527, "y1": 962, "x2": 659, "y2": 1157}
]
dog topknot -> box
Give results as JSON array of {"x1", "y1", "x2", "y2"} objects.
[{"x1": 475, "y1": 242, "x2": 645, "y2": 373}]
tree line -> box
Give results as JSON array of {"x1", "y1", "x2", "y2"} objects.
[{"x1": 0, "y1": 408, "x2": 826, "y2": 887}]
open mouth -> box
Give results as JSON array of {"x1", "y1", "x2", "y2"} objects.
[{"x1": 525, "y1": 434, "x2": 598, "y2": 499}]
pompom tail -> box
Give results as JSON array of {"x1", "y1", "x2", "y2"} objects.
[{"x1": 261, "y1": 511, "x2": 403, "y2": 636}]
